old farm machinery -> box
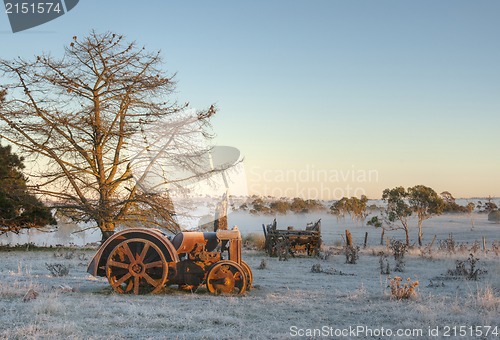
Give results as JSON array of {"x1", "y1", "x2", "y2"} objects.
[
  {"x1": 87, "y1": 227, "x2": 252, "y2": 295},
  {"x1": 263, "y1": 219, "x2": 322, "y2": 258}
]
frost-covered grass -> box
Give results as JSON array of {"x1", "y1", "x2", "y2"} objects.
[
  {"x1": 0, "y1": 212, "x2": 499, "y2": 339},
  {"x1": 0, "y1": 247, "x2": 499, "y2": 339}
]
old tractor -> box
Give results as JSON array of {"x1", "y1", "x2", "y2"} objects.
[
  {"x1": 87, "y1": 226, "x2": 252, "y2": 295},
  {"x1": 262, "y1": 219, "x2": 322, "y2": 258}
]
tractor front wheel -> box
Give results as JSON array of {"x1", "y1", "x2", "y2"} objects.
[
  {"x1": 206, "y1": 260, "x2": 247, "y2": 295},
  {"x1": 240, "y1": 260, "x2": 253, "y2": 291}
]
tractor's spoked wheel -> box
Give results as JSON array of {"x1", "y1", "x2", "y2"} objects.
[
  {"x1": 206, "y1": 260, "x2": 247, "y2": 295},
  {"x1": 105, "y1": 238, "x2": 167, "y2": 295},
  {"x1": 240, "y1": 260, "x2": 253, "y2": 291}
]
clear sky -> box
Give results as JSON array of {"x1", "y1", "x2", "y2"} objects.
[{"x1": 1, "y1": 1, "x2": 499, "y2": 199}]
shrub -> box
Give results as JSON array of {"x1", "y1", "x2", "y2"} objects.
[
  {"x1": 311, "y1": 264, "x2": 322, "y2": 273},
  {"x1": 390, "y1": 240, "x2": 407, "y2": 272},
  {"x1": 457, "y1": 243, "x2": 469, "y2": 253},
  {"x1": 447, "y1": 253, "x2": 487, "y2": 281},
  {"x1": 243, "y1": 233, "x2": 266, "y2": 250},
  {"x1": 492, "y1": 241, "x2": 499, "y2": 256},
  {"x1": 488, "y1": 210, "x2": 500, "y2": 222},
  {"x1": 438, "y1": 233, "x2": 456, "y2": 254},
  {"x1": 388, "y1": 277, "x2": 419, "y2": 300},
  {"x1": 344, "y1": 245, "x2": 359, "y2": 264},
  {"x1": 470, "y1": 241, "x2": 480, "y2": 254},
  {"x1": 379, "y1": 254, "x2": 390, "y2": 274},
  {"x1": 257, "y1": 259, "x2": 267, "y2": 270},
  {"x1": 276, "y1": 239, "x2": 291, "y2": 261},
  {"x1": 319, "y1": 248, "x2": 334, "y2": 260},
  {"x1": 471, "y1": 285, "x2": 500, "y2": 311},
  {"x1": 0, "y1": 280, "x2": 40, "y2": 298},
  {"x1": 45, "y1": 263, "x2": 70, "y2": 277},
  {"x1": 419, "y1": 240, "x2": 434, "y2": 259}
]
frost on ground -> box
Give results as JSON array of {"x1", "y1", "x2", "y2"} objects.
[{"x1": 0, "y1": 213, "x2": 499, "y2": 339}]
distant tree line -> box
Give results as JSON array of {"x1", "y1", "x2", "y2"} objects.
[
  {"x1": 238, "y1": 196, "x2": 325, "y2": 215},
  {"x1": 330, "y1": 195, "x2": 369, "y2": 221}
]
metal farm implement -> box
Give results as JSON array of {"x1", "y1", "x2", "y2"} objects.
[
  {"x1": 87, "y1": 227, "x2": 252, "y2": 295},
  {"x1": 262, "y1": 219, "x2": 322, "y2": 258}
]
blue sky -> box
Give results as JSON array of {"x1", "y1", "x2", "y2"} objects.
[{"x1": 1, "y1": 1, "x2": 499, "y2": 199}]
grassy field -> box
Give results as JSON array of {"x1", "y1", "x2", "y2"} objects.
[{"x1": 0, "y1": 233, "x2": 499, "y2": 339}]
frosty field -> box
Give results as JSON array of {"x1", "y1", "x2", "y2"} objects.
[{"x1": 0, "y1": 212, "x2": 499, "y2": 339}]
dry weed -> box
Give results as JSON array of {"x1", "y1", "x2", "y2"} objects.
[{"x1": 388, "y1": 276, "x2": 419, "y2": 300}]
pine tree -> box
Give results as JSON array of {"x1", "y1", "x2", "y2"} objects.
[{"x1": 0, "y1": 144, "x2": 56, "y2": 234}]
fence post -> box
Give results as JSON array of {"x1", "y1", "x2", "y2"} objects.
[{"x1": 345, "y1": 229, "x2": 353, "y2": 247}]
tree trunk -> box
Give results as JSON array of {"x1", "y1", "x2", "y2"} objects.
[
  {"x1": 404, "y1": 226, "x2": 410, "y2": 246},
  {"x1": 418, "y1": 220, "x2": 423, "y2": 247},
  {"x1": 99, "y1": 221, "x2": 115, "y2": 242}
]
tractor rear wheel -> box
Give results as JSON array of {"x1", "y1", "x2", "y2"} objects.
[
  {"x1": 206, "y1": 260, "x2": 247, "y2": 295},
  {"x1": 105, "y1": 238, "x2": 168, "y2": 295}
]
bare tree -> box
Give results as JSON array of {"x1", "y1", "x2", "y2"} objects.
[{"x1": 0, "y1": 31, "x2": 229, "y2": 240}]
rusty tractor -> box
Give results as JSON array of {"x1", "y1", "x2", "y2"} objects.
[
  {"x1": 87, "y1": 226, "x2": 252, "y2": 295},
  {"x1": 262, "y1": 219, "x2": 322, "y2": 258}
]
